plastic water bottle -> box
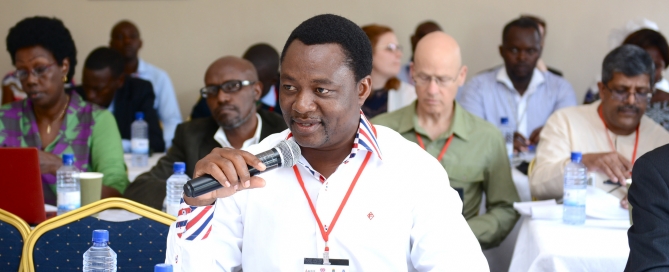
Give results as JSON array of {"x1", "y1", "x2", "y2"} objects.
[
  {"x1": 166, "y1": 162, "x2": 190, "y2": 216},
  {"x1": 57, "y1": 154, "x2": 80, "y2": 215},
  {"x1": 131, "y1": 112, "x2": 149, "y2": 167},
  {"x1": 500, "y1": 117, "x2": 514, "y2": 160},
  {"x1": 563, "y1": 152, "x2": 587, "y2": 225},
  {"x1": 83, "y1": 229, "x2": 117, "y2": 272},
  {"x1": 155, "y1": 263, "x2": 173, "y2": 272}
]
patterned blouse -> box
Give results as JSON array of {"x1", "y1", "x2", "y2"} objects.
[
  {"x1": 646, "y1": 101, "x2": 669, "y2": 131},
  {"x1": 0, "y1": 91, "x2": 129, "y2": 204}
]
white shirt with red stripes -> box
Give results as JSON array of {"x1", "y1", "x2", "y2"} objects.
[{"x1": 165, "y1": 113, "x2": 489, "y2": 271}]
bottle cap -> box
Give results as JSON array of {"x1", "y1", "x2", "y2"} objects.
[
  {"x1": 500, "y1": 117, "x2": 509, "y2": 125},
  {"x1": 92, "y1": 229, "x2": 109, "y2": 243},
  {"x1": 173, "y1": 162, "x2": 186, "y2": 173},
  {"x1": 571, "y1": 151, "x2": 583, "y2": 163},
  {"x1": 135, "y1": 112, "x2": 144, "y2": 120},
  {"x1": 62, "y1": 154, "x2": 74, "y2": 166},
  {"x1": 154, "y1": 264, "x2": 173, "y2": 272}
]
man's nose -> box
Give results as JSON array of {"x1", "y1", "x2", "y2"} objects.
[{"x1": 292, "y1": 89, "x2": 317, "y2": 114}]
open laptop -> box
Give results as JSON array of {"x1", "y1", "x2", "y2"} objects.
[{"x1": 0, "y1": 147, "x2": 46, "y2": 225}]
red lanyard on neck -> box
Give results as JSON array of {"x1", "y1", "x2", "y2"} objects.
[
  {"x1": 597, "y1": 106, "x2": 640, "y2": 165},
  {"x1": 415, "y1": 133, "x2": 454, "y2": 161},
  {"x1": 294, "y1": 151, "x2": 372, "y2": 263}
]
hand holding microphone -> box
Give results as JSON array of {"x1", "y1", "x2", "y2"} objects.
[{"x1": 183, "y1": 139, "x2": 300, "y2": 206}]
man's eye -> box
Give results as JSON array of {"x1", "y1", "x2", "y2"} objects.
[
  {"x1": 283, "y1": 85, "x2": 297, "y2": 91},
  {"x1": 316, "y1": 88, "x2": 330, "y2": 94}
]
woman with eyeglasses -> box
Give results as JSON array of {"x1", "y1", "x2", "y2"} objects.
[
  {"x1": 0, "y1": 17, "x2": 129, "y2": 205},
  {"x1": 361, "y1": 24, "x2": 417, "y2": 118}
]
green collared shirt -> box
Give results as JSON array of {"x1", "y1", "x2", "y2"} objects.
[{"x1": 372, "y1": 101, "x2": 520, "y2": 249}]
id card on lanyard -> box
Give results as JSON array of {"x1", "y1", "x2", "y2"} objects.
[
  {"x1": 295, "y1": 152, "x2": 372, "y2": 267},
  {"x1": 304, "y1": 258, "x2": 350, "y2": 271}
]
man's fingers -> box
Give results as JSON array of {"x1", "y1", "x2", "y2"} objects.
[
  {"x1": 617, "y1": 154, "x2": 633, "y2": 172},
  {"x1": 229, "y1": 153, "x2": 252, "y2": 188},
  {"x1": 240, "y1": 150, "x2": 266, "y2": 171}
]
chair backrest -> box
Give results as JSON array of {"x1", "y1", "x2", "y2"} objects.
[
  {"x1": 22, "y1": 198, "x2": 175, "y2": 272},
  {"x1": 0, "y1": 208, "x2": 31, "y2": 272}
]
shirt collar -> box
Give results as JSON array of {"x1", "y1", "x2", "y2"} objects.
[
  {"x1": 133, "y1": 58, "x2": 148, "y2": 77},
  {"x1": 287, "y1": 110, "x2": 382, "y2": 162},
  {"x1": 496, "y1": 66, "x2": 545, "y2": 96},
  {"x1": 213, "y1": 113, "x2": 263, "y2": 149},
  {"x1": 285, "y1": 111, "x2": 383, "y2": 183},
  {"x1": 396, "y1": 100, "x2": 469, "y2": 141}
]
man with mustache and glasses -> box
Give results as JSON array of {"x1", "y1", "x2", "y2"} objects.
[
  {"x1": 165, "y1": 14, "x2": 488, "y2": 271},
  {"x1": 124, "y1": 56, "x2": 286, "y2": 210},
  {"x1": 530, "y1": 45, "x2": 669, "y2": 205},
  {"x1": 458, "y1": 17, "x2": 577, "y2": 153}
]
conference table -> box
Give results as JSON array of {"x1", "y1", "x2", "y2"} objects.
[
  {"x1": 125, "y1": 153, "x2": 165, "y2": 182},
  {"x1": 508, "y1": 218, "x2": 630, "y2": 272}
]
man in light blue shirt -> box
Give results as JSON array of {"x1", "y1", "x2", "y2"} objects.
[
  {"x1": 458, "y1": 17, "x2": 576, "y2": 152},
  {"x1": 110, "y1": 20, "x2": 182, "y2": 150}
]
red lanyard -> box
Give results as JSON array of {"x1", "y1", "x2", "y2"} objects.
[
  {"x1": 415, "y1": 133, "x2": 454, "y2": 161},
  {"x1": 597, "y1": 106, "x2": 640, "y2": 165},
  {"x1": 294, "y1": 151, "x2": 372, "y2": 262}
]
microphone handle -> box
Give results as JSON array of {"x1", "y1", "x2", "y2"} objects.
[{"x1": 183, "y1": 148, "x2": 282, "y2": 198}]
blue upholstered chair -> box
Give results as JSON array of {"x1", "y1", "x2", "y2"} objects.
[
  {"x1": 22, "y1": 198, "x2": 175, "y2": 272},
  {"x1": 0, "y1": 208, "x2": 31, "y2": 272}
]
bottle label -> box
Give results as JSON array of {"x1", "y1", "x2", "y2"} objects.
[
  {"x1": 131, "y1": 139, "x2": 149, "y2": 154},
  {"x1": 57, "y1": 191, "x2": 81, "y2": 211},
  {"x1": 563, "y1": 188, "x2": 586, "y2": 206}
]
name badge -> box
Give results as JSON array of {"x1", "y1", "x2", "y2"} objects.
[{"x1": 303, "y1": 258, "x2": 350, "y2": 271}]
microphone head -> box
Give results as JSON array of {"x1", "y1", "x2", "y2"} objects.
[{"x1": 276, "y1": 139, "x2": 301, "y2": 167}]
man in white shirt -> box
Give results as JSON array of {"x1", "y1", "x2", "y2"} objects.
[
  {"x1": 124, "y1": 56, "x2": 286, "y2": 210},
  {"x1": 531, "y1": 45, "x2": 669, "y2": 203},
  {"x1": 110, "y1": 20, "x2": 183, "y2": 150},
  {"x1": 457, "y1": 17, "x2": 576, "y2": 152},
  {"x1": 166, "y1": 14, "x2": 488, "y2": 271}
]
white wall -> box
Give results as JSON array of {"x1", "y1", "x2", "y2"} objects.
[{"x1": 1, "y1": 0, "x2": 667, "y2": 118}]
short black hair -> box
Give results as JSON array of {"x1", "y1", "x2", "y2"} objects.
[
  {"x1": 280, "y1": 14, "x2": 372, "y2": 82},
  {"x1": 84, "y1": 47, "x2": 125, "y2": 78},
  {"x1": 623, "y1": 29, "x2": 669, "y2": 69},
  {"x1": 6, "y1": 16, "x2": 77, "y2": 82},
  {"x1": 502, "y1": 17, "x2": 541, "y2": 43},
  {"x1": 602, "y1": 44, "x2": 655, "y2": 86},
  {"x1": 244, "y1": 43, "x2": 279, "y2": 75}
]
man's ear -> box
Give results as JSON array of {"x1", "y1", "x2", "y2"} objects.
[
  {"x1": 253, "y1": 82, "x2": 263, "y2": 101},
  {"x1": 357, "y1": 75, "x2": 372, "y2": 107},
  {"x1": 116, "y1": 74, "x2": 126, "y2": 89},
  {"x1": 498, "y1": 45, "x2": 504, "y2": 58},
  {"x1": 457, "y1": 65, "x2": 468, "y2": 87}
]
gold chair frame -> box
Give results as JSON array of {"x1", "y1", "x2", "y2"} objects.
[
  {"x1": 0, "y1": 208, "x2": 31, "y2": 272},
  {"x1": 22, "y1": 197, "x2": 175, "y2": 272}
]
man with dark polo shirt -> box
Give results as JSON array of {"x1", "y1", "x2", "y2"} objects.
[
  {"x1": 373, "y1": 31, "x2": 520, "y2": 249},
  {"x1": 124, "y1": 56, "x2": 286, "y2": 210}
]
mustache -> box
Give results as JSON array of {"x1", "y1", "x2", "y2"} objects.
[
  {"x1": 214, "y1": 104, "x2": 238, "y2": 112},
  {"x1": 617, "y1": 104, "x2": 640, "y2": 113}
]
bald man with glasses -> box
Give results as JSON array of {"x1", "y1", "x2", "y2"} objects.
[
  {"x1": 372, "y1": 32, "x2": 520, "y2": 249},
  {"x1": 124, "y1": 56, "x2": 286, "y2": 210},
  {"x1": 530, "y1": 45, "x2": 669, "y2": 205}
]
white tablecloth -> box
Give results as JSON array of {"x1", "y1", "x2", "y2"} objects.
[
  {"x1": 125, "y1": 153, "x2": 164, "y2": 182},
  {"x1": 509, "y1": 218, "x2": 630, "y2": 272}
]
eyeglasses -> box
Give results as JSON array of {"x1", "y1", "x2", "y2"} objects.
[
  {"x1": 15, "y1": 63, "x2": 56, "y2": 80},
  {"x1": 602, "y1": 84, "x2": 652, "y2": 103},
  {"x1": 413, "y1": 73, "x2": 458, "y2": 88},
  {"x1": 200, "y1": 80, "x2": 255, "y2": 98},
  {"x1": 385, "y1": 43, "x2": 402, "y2": 53}
]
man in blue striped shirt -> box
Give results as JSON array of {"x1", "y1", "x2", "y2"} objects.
[{"x1": 458, "y1": 17, "x2": 576, "y2": 152}]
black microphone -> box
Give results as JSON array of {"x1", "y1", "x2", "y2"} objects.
[{"x1": 183, "y1": 139, "x2": 301, "y2": 197}]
